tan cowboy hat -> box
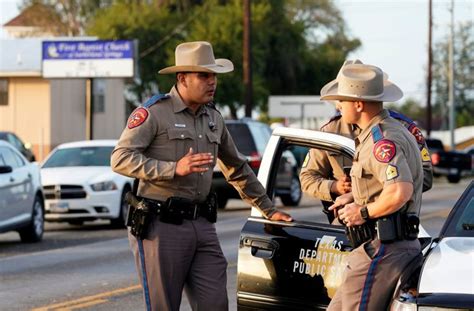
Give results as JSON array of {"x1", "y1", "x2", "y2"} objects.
[
  {"x1": 320, "y1": 61, "x2": 403, "y2": 102},
  {"x1": 158, "y1": 41, "x2": 234, "y2": 74}
]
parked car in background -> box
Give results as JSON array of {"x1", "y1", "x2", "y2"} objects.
[
  {"x1": 236, "y1": 127, "x2": 473, "y2": 310},
  {"x1": 0, "y1": 141, "x2": 44, "y2": 242},
  {"x1": 426, "y1": 138, "x2": 472, "y2": 183},
  {"x1": 0, "y1": 131, "x2": 36, "y2": 162},
  {"x1": 40, "y1": 140, "x2": 133, "y2": 227},
  {"x1": 211, "y1": 119, "x2": 302, "y2": 209}
]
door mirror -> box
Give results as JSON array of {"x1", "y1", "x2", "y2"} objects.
[{"x1": 0, "y1": 165, "x2": 13, "y2": 174}]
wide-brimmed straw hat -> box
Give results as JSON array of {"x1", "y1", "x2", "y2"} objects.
[
  {"x1": 158, "y1": 41, "x2": 234, "y2": 74},
  {"x1": 320, "y1": 61, "x2": 403, "y2": 102}
]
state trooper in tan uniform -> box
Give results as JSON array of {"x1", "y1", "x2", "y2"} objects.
[
  {"x1": 300, "y1": 61, "x2": 432, "y2": 224},
  {"x1": 318, "y1": 62, "x2": 424, "y2": 311},
  {"x1": 111, "y1": 41, "x2": 292, "y2": 311}
]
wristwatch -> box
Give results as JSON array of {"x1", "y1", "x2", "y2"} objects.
[{"x1": 360, "y1": 206, "x2": 370, "y2": 221}]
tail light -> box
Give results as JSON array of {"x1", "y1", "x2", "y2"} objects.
[
  {"x1": 431, "y1": 153, "x2": 440, "y2": 165},
  {"x1": 248, "y1": 152, "x2": 262, "y2": 169}
]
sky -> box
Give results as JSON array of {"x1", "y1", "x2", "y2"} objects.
[{"x1": 0, "y1": 0, "x2": 473, "y2": 105}]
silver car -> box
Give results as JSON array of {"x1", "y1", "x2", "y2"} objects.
[{"x1": 0, "y1": 141, "x2": 44, "y2": 242}]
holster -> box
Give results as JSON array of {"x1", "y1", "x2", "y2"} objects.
[
  {"x1": 376, "y1": 212, "x2": 420, "y2": 243},
  {"x1": 345, "y1": 222, "x2": 376, "y2": 248},
  {"x1": 125, "y1": 191, "x2": 156, "y2": 240}
]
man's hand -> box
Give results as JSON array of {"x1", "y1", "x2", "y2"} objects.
[
  {"x1": 330, "y1": 176, "x2": 352, "y2": 195},
  {"x1": 175, "y1": 148, "x2": 214, "y2": 176},
  {"x1": 328, "y1": 192, "x2": 354, "y2": 212},
  {"x1": 337, "y1": 202, "x2": 365, "y2": 227},
  {"x1": 269, "y1": 211, "x2": 293, "y2": 222}
]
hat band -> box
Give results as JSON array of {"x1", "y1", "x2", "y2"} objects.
[{"x1": 337, "y1": 90, "x2": 385, "y2": 99}]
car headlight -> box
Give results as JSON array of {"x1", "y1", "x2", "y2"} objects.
[{"x1": 90, "y1": 181, "x2": 117, "y2": 191}]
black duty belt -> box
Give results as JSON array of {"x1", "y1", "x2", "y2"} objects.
[
  {"x1": 346, "y1": 211, "x2": 420, "y2": 248},
  {"x1": 143, "y1": 197, "x2": 209, "y2": 220}
]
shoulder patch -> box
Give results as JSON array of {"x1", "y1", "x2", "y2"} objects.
[
  {"x1": 373, "y1": 139, "x2": 396, "y2": 163},
  {"x1": 143, "y1": 93, "x2": 170, "y2": 108},
  {"x1": 320, "y1": 113, "x2": 342, "y2": 131},
  {"x1": 386, "y1": 164, "x2": 399, "y2": 180},
  {"x1": 371, "y1": 124, "x2": 384, "y2": 143},
  {"x1": 389, "y1": 110, "x2": 414, "y2": 124},
  {"x1": 421, "y1": 147, "x2": 431, "y2": 162},
  {"x1": 128, "y1": 108, "x2": 148, "y2": 129},
  {"x1": 408, "y1": 124, "x2": 425, "y2": 145}
]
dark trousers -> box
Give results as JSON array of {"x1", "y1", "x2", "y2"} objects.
[
  {"x1": 129, "y1": 216, "x2": 228, "y2": 311},
  {"x1": 327, "y1": 238, "x2": 421, "y2": 311}
]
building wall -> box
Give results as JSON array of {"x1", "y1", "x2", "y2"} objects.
[
  {"x1": 93, "y1": 79, "x2": 127, "y2": 139},
  {"x1": 0, "y1": 77, "x2": 51, "y2": 160},
  {"x1": 50, "y1": 79, "x2": 87, "y2": 149}
]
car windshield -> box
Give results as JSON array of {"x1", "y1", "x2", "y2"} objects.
[
  {"x1": 442, "y1": 183, "x2": 474, "y2": 238},
  {"x1": 42, "y1": 146, "x2": 114, "y2": 168}
]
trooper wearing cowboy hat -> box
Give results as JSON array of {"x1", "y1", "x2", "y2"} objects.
[
  {"x1": 111, "y1": 41, "x2": 292, "y2": 311},
  {"x1": 320, "y1": 62, "x2": 424, "y2": 310},
  {"x1": 300, "y1": 60, "x2": 432, "y2": 223}
]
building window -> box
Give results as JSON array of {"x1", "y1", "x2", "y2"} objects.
[
  {"x1": 93, "y1": 79, "x2": 106, "y2": 113},
  {"x1": 0, "y1": 79, "x2": 8, "y2": 106}
]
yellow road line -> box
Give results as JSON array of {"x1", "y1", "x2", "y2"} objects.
[
  {"x1": 55, "y1": 299, "x2": 108, "y2": 311},
  {"x1": 31, "y1": 285, "x2": 141, "y2": 311},
  {"x1": 33, "y1": 261, "x2": 238, "y2": 310}
]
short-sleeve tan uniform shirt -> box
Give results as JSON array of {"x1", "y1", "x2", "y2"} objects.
[
  {"x1": 111, "y1": 86, "x2": 276, "y2": 217},
  {"x1": 351, "y1": 110, "x2": 423, "y2": 215}
]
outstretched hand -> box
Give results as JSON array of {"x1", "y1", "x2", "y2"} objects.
[
  {"x1": 175, "y1": 148, "x2": 214, "y2": 176},
  {"x1": 269, "y1": 211, "x2": 293, "y2": 222}
]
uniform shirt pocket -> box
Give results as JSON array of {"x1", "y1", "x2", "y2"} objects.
[
  {"x1": 167, "y1": 128, "x2": 195, "y2": 160},
  {"x1": 350, "y1": 163, "x2": 369, "y2": 203}
]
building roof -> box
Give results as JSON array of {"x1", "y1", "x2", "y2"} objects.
[{"x1": 3, "y1": 3, "x2": 51, "y2": 27}]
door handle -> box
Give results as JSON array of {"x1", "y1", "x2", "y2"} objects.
[{"x1": 248, "y1": 239, "x2": 279, "y2": 259}]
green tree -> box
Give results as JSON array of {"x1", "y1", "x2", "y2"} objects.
[
  {"x1": 432, "y1": 21, "x2": 474, "y2": 129},
  {"x1": 20, "y1": 0, "x2": 112, "y2": 36}
]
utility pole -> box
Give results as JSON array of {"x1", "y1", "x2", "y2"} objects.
[
  {"x1": 448, "y1": 0, "x2": 455, "y2": 150},
  {"x1": 243, "y1": 0, "x2": 253, "y2": 118},
  {"x1": 426, "y1": 0, "x2": 433, "y2": 137}
]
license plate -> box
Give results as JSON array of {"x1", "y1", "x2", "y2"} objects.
[
  {"x1": 449, "y1": 168, "x2": 458, "y2": 175},
  {"x1": 50, "y1": 202, "x2": 69, "y2": 213}
]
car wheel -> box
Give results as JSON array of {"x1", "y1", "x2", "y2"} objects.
[
  {"x1": 280, "y1": 175, "x2": 302, "y2": 206},
  {"x1": 447, "y1": 174, "x2": 461, "y2": 183},
  {"x1": 110, "y1": 187, "x2": 130, "y2": 228},
  {"x1": 19, "y1": 195, "x2": 44, "y2": 243},
  {"x1": 217, "y1": 194, "x2": 228, "y2": 210}
]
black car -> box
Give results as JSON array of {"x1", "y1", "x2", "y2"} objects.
[
  {"x1": 212, "y1": 119, "x2": 302, "y2": 209},
  {"x1": 425, "y1": 138, "x2": 472, "y2": 183},
  {"x1": 0, "y1": 131, "x2": 36, "y2": 162}
]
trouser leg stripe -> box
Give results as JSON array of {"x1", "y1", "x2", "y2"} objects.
[
  {"x1": 359, "y1": 244, "x2": 386, "y2": 311},
  {"x1": 137, "y1": 239, "x2": 152, "y2": 311}
]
